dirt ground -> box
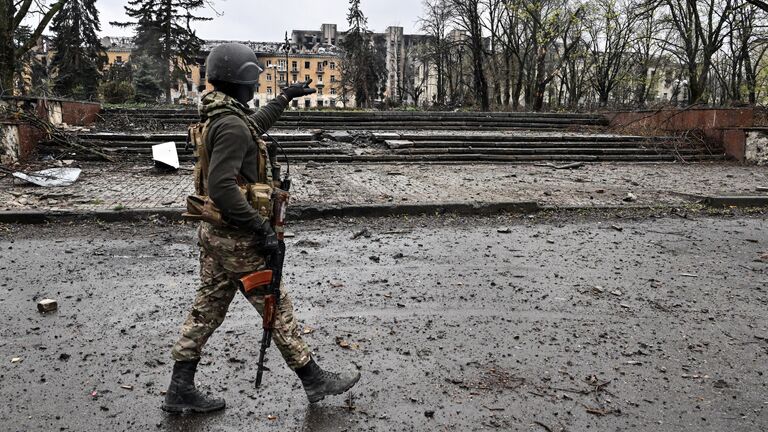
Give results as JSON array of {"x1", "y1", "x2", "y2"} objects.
[
  {"x1": 0, "y1": 212, "x2": 767, "y2": 431},
  {"x1": 2, "y1": 161, "x2": 768, "y2": 213}
]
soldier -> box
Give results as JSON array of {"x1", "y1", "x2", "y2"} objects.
[{"x1": 162, "y1": 43, "x2": 360, "y2": 413}]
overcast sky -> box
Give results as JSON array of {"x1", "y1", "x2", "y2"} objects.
[{"x1": 97, "y1": 0, "x2": 423, "y2": 41}]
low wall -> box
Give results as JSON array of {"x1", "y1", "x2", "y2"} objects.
[
  {"x1": 0, "y1": 96, "x2": 100, "y2": 163},
  {"x1": 605, "y1": 108, "x2": 754, "y2": 162}
]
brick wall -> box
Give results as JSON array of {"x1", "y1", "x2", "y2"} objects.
[
  {"x1": 1, "y1": 96, "x2": 101, "y2": 163},
  {"x1": 605, "y1": 108, "x2": 754, "y2": 161}
]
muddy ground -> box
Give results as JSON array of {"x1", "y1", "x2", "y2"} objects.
[{"x1": 0, "y1": 212, "x2": 766, "y2": 431}]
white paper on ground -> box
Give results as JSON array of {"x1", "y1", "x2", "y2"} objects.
[
  {"x1": 152, "y1": 142, "x2": 179, "y2": 169},
  {"x1": 12, "y1": 167, "x2": 82, "y2": 187}
]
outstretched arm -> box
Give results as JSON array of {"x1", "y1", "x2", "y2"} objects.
[
  {"x1": 250, "y1": 80, "x2": 317, "y2": 133},
  {"x1": 250, "y1": 96, "x2": 289, "y2": 134}
]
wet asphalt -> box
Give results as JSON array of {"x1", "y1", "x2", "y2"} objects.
[{"x1": 0, "y1": 212, "x2": 766, "y2": 431}]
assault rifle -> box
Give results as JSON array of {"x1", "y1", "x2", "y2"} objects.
[{"x1": 238, "y1": 185, "x2": 290, "y2": 388}]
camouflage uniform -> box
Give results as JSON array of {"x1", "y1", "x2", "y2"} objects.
[{"x1": 170, "y1": 92, "x2": 311, "y2": 370}]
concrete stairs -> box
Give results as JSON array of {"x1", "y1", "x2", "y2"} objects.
[
  {"x1": 42, "y1": 129, "x2": 724, "y2": 163},
  {"x1": 100, "y1": 108, "x2": 609, "y2": 131}
]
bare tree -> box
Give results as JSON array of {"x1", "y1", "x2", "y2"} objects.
[
  {"x1": 630, "y1": 6, "x2": 666, "y2": 106},
  {"x1": 481, "y1": 0, "x2": 506, "y2": 106},
  {"x1": 418, "y1": 0, "x2": 453, "y2": 106},
  {"x1": 450, "y1": 0, "x2": 490, "y2": 110},
  {"x1": 520, "y1": 0, "x2": 584, "y2": 111},
  {"x1": 585, "y1": 0, "x2": 637, "y2": 107},
  {"x1": 659, "y1": 0, "x2": 733, "y2": 104},
  {"x1": 1, "y1": 0, "x2": 66, "y2": 95}
]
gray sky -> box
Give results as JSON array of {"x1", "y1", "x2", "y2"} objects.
[{"x1": 98, "y1": 0, "x2": 423, "y2": 41}]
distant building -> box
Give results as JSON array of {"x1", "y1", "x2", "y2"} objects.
[{"x1": 84, "y1": 22, "x2": 439, "y2": 107}]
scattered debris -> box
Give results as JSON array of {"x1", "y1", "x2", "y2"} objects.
[
  {"x1": 534, "y1": 162, "x2": 584, "y2": 170},
  {"x1": 679, "y1": 273, "x2": 698, "y2": 278},
  {"x1": 623, "y1": 193, "x2": 637, "y2": 202},
  {"x1": 37, "y1": 298, "x2": 58, "y2": 313},
  {"x1": 120, "y1": 384, "x2": 134, "y2": 390},
  {"x1": 497, "y1": 227, "x2": 511, "y2": 234},
  {"x1": 352, "y1": 228, "x2": 371, "y2": 239},
  {"x1": 336, "y1": 336, "x2": 358, "y2": 349},
  {"x1": 424, "y1": 410, "x2": 435, "y2": 418},
  {"x1": 295, "y1": 239, "x2": 322, "y2": 248},
  {"x1": 267, "y1": 415, "x2": 277, "y2": 421},
  {"x1": 13, "y1": 168, "x2": 81, "y2": 187},
  {"x1": 385, "y1": 140, "x2": 415, "y2": 150},
  {"x1": 11, "y1": 357, "x2": 22, "y2": 363}
]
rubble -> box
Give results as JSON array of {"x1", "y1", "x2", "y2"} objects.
[{"x1": 36, "y1": 299, "x2": 58, "y2": 312}]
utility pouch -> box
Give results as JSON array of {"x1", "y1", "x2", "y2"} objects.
[
  {"x1": 249, "y1": 183, "x2": 274, "y2": 219},
  {"x1": 182, "y1": 195, "x2": 226, "y2": 226}
]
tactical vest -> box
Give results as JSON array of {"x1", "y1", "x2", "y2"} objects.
[{"x1": 183, "y1": 100, "x2": 274, "y2": 225}]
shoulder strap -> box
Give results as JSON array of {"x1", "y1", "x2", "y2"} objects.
[{"x1": 190, "y1": 121, "x2": 211, "y2": 195}]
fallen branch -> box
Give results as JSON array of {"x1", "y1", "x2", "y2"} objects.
[
  {"x1": 2, "y1": 107, "x2": 116, "y2": 162},
  {"x1": 534, "y1": 162, "x2": 584, "y2": 170},
  {"x1": 533, "y1": 421, "x2": 554, "y2": 432}
]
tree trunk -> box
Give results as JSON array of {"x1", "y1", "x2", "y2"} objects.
[
  {"x1": 503, "y1": 54, "x2": 511, "y2": 107},
  {"x1": 163, "y1": 0, "x2": 172, "y2": 104},
  {"x1": 0, "y1": 0, "x2": 16, "y2": 94},
  {"x1": 471, "y1": 36, "x2": 488, "y2": 110}
]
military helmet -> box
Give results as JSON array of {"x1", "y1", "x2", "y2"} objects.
[{"x1": 205, "y1": 43, "x2": 263, "y2": 85}]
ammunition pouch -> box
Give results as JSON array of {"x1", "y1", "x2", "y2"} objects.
[{"x1": 182, "y1": 183, "x2": 274, "y2": 227}]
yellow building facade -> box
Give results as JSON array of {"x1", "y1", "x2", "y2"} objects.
[
  {"x1": 100, "y1": 37, "x2": 346, "y2": 107},
  {"x1": 253, "y1": 53, "x2": 344, "y2": 108}
]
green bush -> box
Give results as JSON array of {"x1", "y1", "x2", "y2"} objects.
[{"x1": 100, "y1": 81, "x2": 135, "y2": 104}]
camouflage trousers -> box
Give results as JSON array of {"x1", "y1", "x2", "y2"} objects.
[{"x1": 171, "y1": 222, "x2": 311, "y2": 369}]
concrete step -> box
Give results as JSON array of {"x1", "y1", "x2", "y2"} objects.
[
  {"x1": 78, "y1": 132, "x2": 316, "y2": 141},
  {"x1": 102, "y1": 108, "x2": 607, "y2": 120},
  {"x1": 86, "y1": 140, "x2": 322, "y2": 149},
  {"x1": 351, "y1": 154, "x2": 724, "y2": 163},
  {"x1": 392, "y1": 147, "x2": 707, "y2": 156}
]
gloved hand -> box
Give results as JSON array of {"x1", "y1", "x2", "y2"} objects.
[
  {"x1": 256, "y1": 220, "x2": 279, "y2": 254},
  {"x1": 281, "y1": 79, "x2": 317, "y2": 100}
]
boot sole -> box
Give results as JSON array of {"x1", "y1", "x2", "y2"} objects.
[
  {"x1": 161, "y1": 402, "x2": 226, "y2": 414},
  {"x1": 307, "y1": 374, "x2": 361, "y2": 404}
]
